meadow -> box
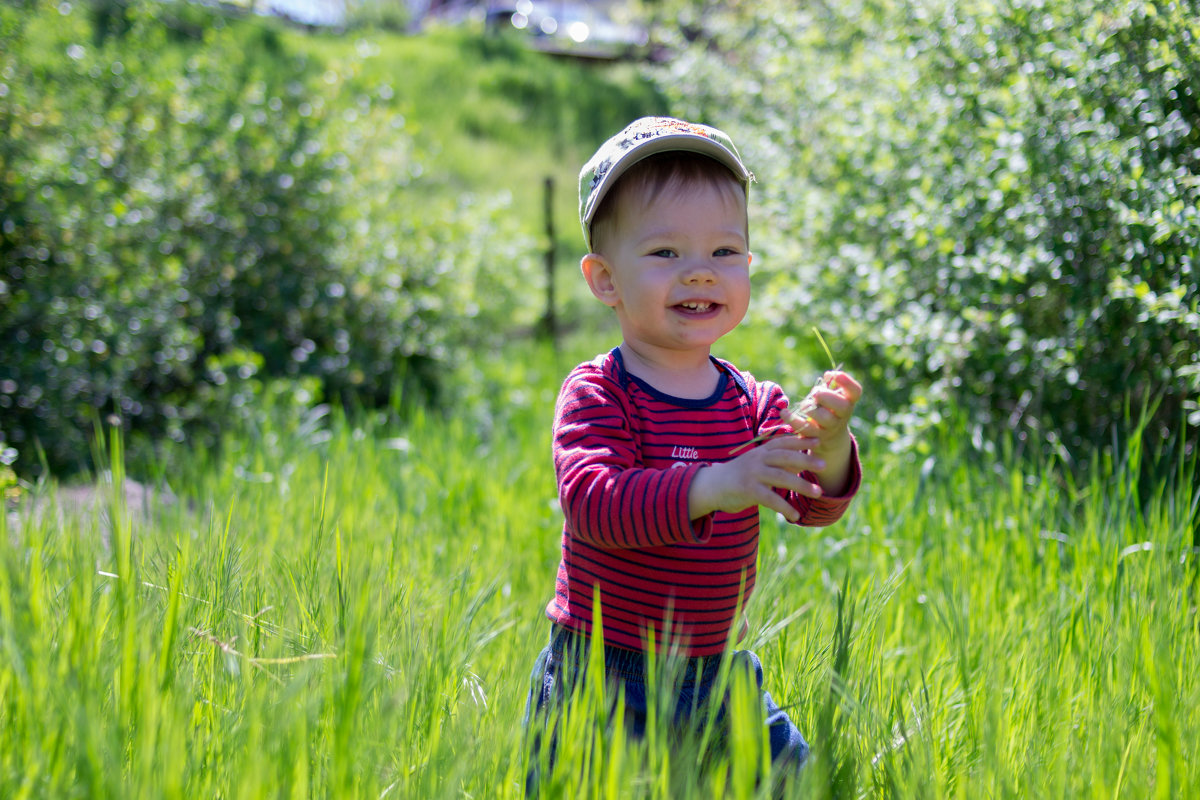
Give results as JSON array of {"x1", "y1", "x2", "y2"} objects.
[
  {"x1": 2, "y1": 330, "x2": 1197, "y2": 799},
  {"x1": 2, "y1": 2, "x2": 1197, "y2": 796}
]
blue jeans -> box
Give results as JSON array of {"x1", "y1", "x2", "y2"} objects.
[{"x1": 523, "y1": 626, "x2": 809, "y2": 795}]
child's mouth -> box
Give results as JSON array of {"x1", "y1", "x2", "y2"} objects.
[{"x1": 675, "y1": 301, "x2": 718, "y2": 315}]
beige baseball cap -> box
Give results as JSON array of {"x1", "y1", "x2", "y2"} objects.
[{"x1": 578, "y1": 116, "x2": 753, "y2": 250}]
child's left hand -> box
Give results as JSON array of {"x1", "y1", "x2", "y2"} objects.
[{"x1": 785, "y1": 370, "x2": 862, "y2": 494}]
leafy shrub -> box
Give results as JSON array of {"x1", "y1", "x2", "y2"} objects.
[
  {"x1": 0, "y1": 0, "x2": 537, "y2": 477},
  {"x1": 650, "y1": 0, "x2": 1199, "y2": 461}
]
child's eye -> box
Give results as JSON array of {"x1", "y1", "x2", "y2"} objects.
[
  {"x1": 714, "y1": 248, "x2": 740, "y2": 257},
  {"x1": 649, "y1": 249, "x2": 677, "y2": 258}
]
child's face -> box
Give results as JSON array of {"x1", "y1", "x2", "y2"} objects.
[{"x1": 583, "y1": 179, "x2": 750, "y2": 364}]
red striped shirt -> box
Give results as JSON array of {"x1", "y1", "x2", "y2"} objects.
[{"x1": 545, "y1": 348, "x2": 861, "y2": 656}]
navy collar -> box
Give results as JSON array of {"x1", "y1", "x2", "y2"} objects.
[{"x1": 610, "y1": 347, "x2": 749, "y2": 407}]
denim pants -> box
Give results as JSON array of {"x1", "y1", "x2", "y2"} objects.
[{"x1": 523, "y1": 626, "x2": 809, "y2": 794}]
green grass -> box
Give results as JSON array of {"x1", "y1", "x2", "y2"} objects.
[{"x1": 2, "y1": 335, "x2": 1198, "y2": 798}]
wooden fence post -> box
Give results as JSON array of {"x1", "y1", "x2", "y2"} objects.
[{"x1": 540, "y1": 175, "x2": 557, "y2": 347}]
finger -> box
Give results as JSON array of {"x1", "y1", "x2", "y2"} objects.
[
  {"x1": 786, "y1": 414, "x2": 820, "y2": 436},
  {"x1": 801, "y1": 403, "x2": 839, "y2": 430},
  {"x1": 762, "y1": 449, "x2": 826, "y2": 474},
  {"x1": 757, "y1": 490, "x2": 800, "y2": 522},
  {"x1": 811, "y1": 385, "x2": 854, "y2": 415},
  {"x1": 760, "y1": 470, "x2": 823, "y2": 502},
  {"x1": 825, "y1": 371, "x2": 863, "y2": 403},
  {"x1": 755, "y1": 483, "x2": 820, "y2": 521},
  {"x1": 779, "y1": 414, "x2": 813, "y2": 435},
  {"x1": 757, "y1": 433, "x2": 820, "y2": 452}
]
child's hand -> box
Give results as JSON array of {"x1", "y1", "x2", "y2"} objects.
[
  {"x1": 689, "y1": 371, "x2": 862, "y2": 521},
  {"x1": 786, "y1": 370, "x2": 861, "y2": 494},
  {"x1": 688, "y1": 435, "x2": 827, "y2": 524}
]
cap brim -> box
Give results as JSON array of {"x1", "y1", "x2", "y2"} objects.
[{"x1": 581, "y1": 133, "x2": 752, "y2": 247}]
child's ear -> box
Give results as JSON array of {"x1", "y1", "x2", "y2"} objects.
[{"x1": 581, "y1": 254, "x2": 619, "y2": 307}]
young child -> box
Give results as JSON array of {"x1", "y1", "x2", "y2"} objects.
[{"x1": 525, "y1": 116, "x2": 863, "y2": 791}]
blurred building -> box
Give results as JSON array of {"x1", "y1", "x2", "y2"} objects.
[
  {"x1": 427, "y1": 0, "x2": 651, "y2": 60},
  {"x1": 261, "y1": 0, "x2": 349, "y2": 27},
  {"x1": 242, "y1": 0, "x2": 651, "y2": 60}
]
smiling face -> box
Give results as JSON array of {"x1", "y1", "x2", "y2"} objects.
[{"x1": 581, "y1": 155, "x2": 751, "y2": 371}]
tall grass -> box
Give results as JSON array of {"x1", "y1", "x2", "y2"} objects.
[{"x1": 2, "y1": 337, "x2": 1197, "y2": 798}]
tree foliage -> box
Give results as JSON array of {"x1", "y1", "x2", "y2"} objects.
[
  {"x1": 649, "y1": 0, "x2": 1199, "y2": 460},
  {"x1": 0, "y1": 0, "x2": 537, "y2": 476}
]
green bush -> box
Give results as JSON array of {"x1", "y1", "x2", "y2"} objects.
[
  {"x1": 0, "y1": 0, "x2": 537, "y2": 477},
  {"x1": 649, "y1": 0, "x2": 1199, "y2": 461}
]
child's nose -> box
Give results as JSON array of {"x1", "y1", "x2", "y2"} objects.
[{"x1": 680, "y1": 259, "x2": 717, "y2": 283}]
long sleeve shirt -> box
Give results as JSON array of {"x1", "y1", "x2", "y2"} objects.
[{"x1": 545, "y1": 348, "x2": 861, "y2": 657}]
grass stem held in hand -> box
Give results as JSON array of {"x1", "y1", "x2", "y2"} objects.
[{"x1": 728, "y1": 327, "x2": 841, "y2": 456}]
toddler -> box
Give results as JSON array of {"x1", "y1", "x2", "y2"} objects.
[{"x1": 525, "y1": 116, "x2": 863, "y2": 793}]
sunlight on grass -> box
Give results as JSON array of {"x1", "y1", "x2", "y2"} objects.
[{"x1": 1, "y1": 340, "x2": 1197, "y2": 798}]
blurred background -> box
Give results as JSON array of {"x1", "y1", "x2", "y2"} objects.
[{"x1": 2, "y1": 0, "x2": 1197, "y2": 486}]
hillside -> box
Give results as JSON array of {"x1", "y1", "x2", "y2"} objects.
[{"x1": 299, "y1": 24, "x2": 666, "y2": 286}]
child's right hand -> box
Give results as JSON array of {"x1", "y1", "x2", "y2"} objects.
[{"x1": 687, "y1": 435, "x2": 825, "y2": 523}]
